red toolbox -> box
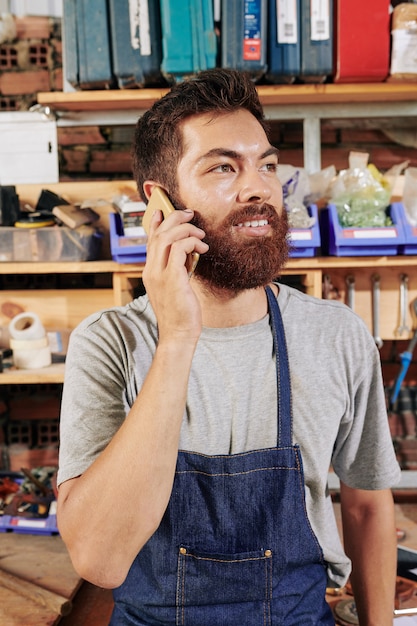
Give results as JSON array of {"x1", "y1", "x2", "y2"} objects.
[{"x1": 333, "y1": 0, "x2": 391, "y2": 83}]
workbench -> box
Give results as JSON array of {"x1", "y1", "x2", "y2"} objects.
[
  {"x1": 1, "y1": 502, "x2": 417, "y2": 625},
  {"x1": 0, "y1": 532, "x2": 80, "y2": 625}
]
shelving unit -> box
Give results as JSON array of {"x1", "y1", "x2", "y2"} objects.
[
  {"x1": 38, "y1": 83, "x2": 417, "y2": 173},
  {"x1": 1, "y1": 86, "x2": 415, "y2": 479}
]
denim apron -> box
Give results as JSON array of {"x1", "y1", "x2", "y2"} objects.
[{"x1": 110, "y1": 286, "x2": 335, "y2": 625}]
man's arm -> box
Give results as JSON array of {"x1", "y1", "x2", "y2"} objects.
[
  {"x1": 57, "y1": 208, "x2": 208, "y2": 590},
  {"x1": 340, "y1": 482, "x2": 396, "y2": 626}
]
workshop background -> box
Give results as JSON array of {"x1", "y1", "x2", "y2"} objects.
[
  {"x1": 1, "y1": 2, "x2": 417, "y2": 179},
  {"x1": 2, "y1": 2, "x2": 417, "y2": 625}
]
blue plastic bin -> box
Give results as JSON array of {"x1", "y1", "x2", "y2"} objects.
[
  {"x1": 0, "y1": 476, "x2": 58, "y2": 536},
  {"x1": 392, "y1": 202, "x2": 417, "y2": 255},
  {"x1": 288, "y1": 204, "x2": 321, "y2": 257},
  {"x1": 320, "y1": 203, "x2": 406, "y2": 256},
  {"x1": 110, "y1": 213, "x2": 147, "y2": 264}
]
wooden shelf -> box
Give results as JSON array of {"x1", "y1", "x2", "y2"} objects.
[
  {"x1": 37, "y1": 83, "x2": 417, "y2": 174},
  {"x1": 0, "y1": 260, "x2": 142, "y2": 275},
  {"x1": 0, "y1": 363, "x2": 65, "y2": 384},
  {"x1": 38, "y1": 83, "x2": 417, "y2": 111}
]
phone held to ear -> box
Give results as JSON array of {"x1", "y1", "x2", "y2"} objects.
[{"x1": 142, "y1": 186, "x2": 200, "y2": 277}]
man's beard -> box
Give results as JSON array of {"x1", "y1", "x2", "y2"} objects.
[{"x1": 170, "y1": 196, "x2": 291, "y2": 294}]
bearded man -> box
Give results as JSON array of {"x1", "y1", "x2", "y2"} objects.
[{"x1": 57, "y1": 69, "x2": 400, "y2": 626}]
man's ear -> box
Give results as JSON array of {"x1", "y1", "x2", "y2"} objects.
[{"x1": 143, "y1": 181, "x2": 165, "y2": 202}]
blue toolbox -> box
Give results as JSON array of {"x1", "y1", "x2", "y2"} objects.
[
  {"x1": 160, "y1": 0, "x2": 217, "y2": 83},
  {"x1": 221, "y1": 0, "x2": 268, "y2": 82},
  {"x1": 320, "y1": 203, "x2": 406, "y2": 257},
  {"x1": 299, "y1": 0, "x2": 333, "y2": 82},
  {"x1": 266, "y1": 0, "x2": 301, "y2": 83},
  {"x1": 63, "y1": 0, "x2": 113, "y2": 89},
  {"x1": 108, "y1": 0, "x2": 163, "y2": 88}
]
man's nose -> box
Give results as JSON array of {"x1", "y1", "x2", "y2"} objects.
[{"x1": 237, "y1": 170, "x2": 274, "y2": 204}]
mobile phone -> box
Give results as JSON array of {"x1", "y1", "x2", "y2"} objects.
[{"x1": 142, "y1": 186, "x2": 199, "y2": 277}]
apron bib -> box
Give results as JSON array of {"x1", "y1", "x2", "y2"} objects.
[{"x1": 110, "y1": 287, "x2": 335, "y2": 625}]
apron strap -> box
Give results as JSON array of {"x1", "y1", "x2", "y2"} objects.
[{"x1": 265, "y1": 285, "x2": 292, "y2": 447}]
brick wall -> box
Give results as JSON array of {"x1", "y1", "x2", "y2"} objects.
[{"x1": 1, "y1": 14, "x2": 417, "y2": 181}]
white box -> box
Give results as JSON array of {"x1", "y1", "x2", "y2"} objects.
[{"x1": 0, "y1": 111, "x2": 59, "y2": 185}]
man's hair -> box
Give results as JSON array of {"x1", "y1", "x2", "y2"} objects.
[{"x1": 131, "y1": 68, "x2": 269, "y2": 201}]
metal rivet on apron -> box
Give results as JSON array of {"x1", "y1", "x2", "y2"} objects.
[
  {"x1": 264, "y1": 549, "x2": 272, "y2": 558},
  {"x1": 179, "y1": 547, "x2": 187, "y2": 555}
]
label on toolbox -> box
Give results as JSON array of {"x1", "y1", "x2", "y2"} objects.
[
  {"x1": 344, "y1": 228, "x2": 399, "y2": 239},
  {"x1": 129, "y1": 0, "x2": 151, "y2": 55},
  {"x1": 276, "y1": 0, "x2": 298, "y2": 44},
  {"x1": 310, "y1": 0, "x2": 330, "y2": 41},
  {"x1": 244, "y1": 0, "x2": 262, "y2": 61}
]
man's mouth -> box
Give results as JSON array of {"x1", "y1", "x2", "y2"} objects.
[{"x1": 236, "y1": 219, "x2": 269, "y2": 228}]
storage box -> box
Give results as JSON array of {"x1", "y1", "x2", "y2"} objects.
[
  {"x1": 392, "y1": 201, "x2": 417, "y2": 255},
  {"x1": 108, "y1": 0, "x2": 163, "y2": 88},
  {"x1": 0, "y1": 225, "x2": 102, "y2": 262},
  {"x1": 300, "y1": 0, "x2": 333, "y2": 82},
  {"x1": 63, "y1": 0, "x2": 113, "y2": 89},
  {"x1": 0, "y1": 500, "x2": 58, "y2": 536},
  {"x1": 221, "y1": 0, "x2": 268, "y2": 81},
  {"x1": 0, "y1": 112, "x2": 58, "y2": 185},
  {"x1": 160, "y1": 0, "x2": 217, "y2": 83},
  {"x1": 109, "y1": 212, "x2": 147, "y2": 263},
  {"x1": 266, "y1": 0, "x2": 301, "y2": 84},
  {"x1": 333, "y1": 0, "x2": 391, "y2": 83},
  {"x1": 320, "y1": 203, "x2": 406, "y2": 256},
  {"x1": 288, "y1": 204, "x2": 321, "y2": 257}
]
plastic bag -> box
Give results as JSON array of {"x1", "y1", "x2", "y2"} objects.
[{"x1": 328, "y1": 152, "x2": 393, "y2": 227}]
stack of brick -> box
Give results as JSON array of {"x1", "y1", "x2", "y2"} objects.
[
  {"x1": 0, "y1": 383, "x2": 61, "y2": 471},
  {"x1": 0, "y1": 15, "x2": 62, "y2": 111}
]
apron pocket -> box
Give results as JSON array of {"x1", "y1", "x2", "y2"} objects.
[{"x1": 176, "y1": 546, "x2": 272, "y2": 625}]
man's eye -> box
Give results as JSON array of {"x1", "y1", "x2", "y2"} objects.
[
  {"x1": 212, "y1": 164, "x2": 233, "y2": 173},
  {"x1": 261, "y1": 163, "x2": 278, "y2": 173}
]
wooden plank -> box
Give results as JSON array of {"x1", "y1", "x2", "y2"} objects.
[
  {"x1": 0, "y1": 363, "x2": 65, "y2": 384},
  {"x1": 0, "y1": 289, "x2": 114, "y2": 330},
  {"x1": 15, "y1": 180, "x2": 138, "y2": 207},
  {"x1": 37, "y1": 84, "x2": 417, "y2": 111},
  {"x1": 0, "y1": 533, "x2": 81, "y2": 626}
]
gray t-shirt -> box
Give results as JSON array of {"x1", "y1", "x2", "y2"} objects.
[{"x1": 58, "y1": 283, "x2": 401, "y2": 587}]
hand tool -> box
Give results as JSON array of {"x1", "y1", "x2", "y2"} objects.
[
  {"x1": 371, "y1": 274, "x2": 383, "y2": 349},
  {"x1": 390, "y1": 298, "x2": 417, "y2": 408},
  {"x1": 396, "y1": 273, "x2": 410, "y2": 337},
  {"x1": 0, "y1": 566, "x2": 72, "y2": 616},
  {"x1": 345, "y1": 274, "x2": 355, "y2": 310}
]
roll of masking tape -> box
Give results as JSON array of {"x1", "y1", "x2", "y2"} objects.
[
  {"x1": 8, "y1": 312, "x2": 51, "y2": 369},
  {"x1": 9, "y1": 312, "x2": 45, "y2": 341}
]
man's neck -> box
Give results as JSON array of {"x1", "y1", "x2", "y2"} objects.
[{"x1": 192, "y1": 281, "x2": 278, "y2": 328}]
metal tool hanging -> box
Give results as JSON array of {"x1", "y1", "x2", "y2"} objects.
[{"x1": 390, "y1": 298, "x2": 417, "y2": 409}]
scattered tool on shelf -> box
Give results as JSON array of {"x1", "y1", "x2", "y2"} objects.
[{"x1": 390, "y1": 298, "x2": 417, "y2": 410}]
